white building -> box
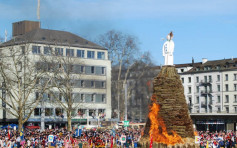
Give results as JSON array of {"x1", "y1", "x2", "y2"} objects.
[
  {"x1": 0, "y1": 21, "x2": 111, "y2": 128},
  {"x1": 177, "y1": 58, "x2": 237, "y2": 131}
]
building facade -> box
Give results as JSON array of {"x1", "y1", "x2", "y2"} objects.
[
  {"x1": 0, "y1": 21, "x2": 111, "y2": 128},
  {"x1": 178, "y1": 58, "x2": 237, "y2": 131}
]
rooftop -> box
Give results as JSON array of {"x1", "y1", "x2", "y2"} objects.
[
  {"x1": 0, "y1": 28, "x2": 106, "y2": 50},
  {"x1": 182, "y1": 58, "x2": 237, "y2": 74}
]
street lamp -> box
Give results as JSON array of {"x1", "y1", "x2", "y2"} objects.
[{"x1": 2, "y1": 81, "x2": 6, "y2": 123}]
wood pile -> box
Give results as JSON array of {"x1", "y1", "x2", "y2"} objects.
[{"x1": 142, "y1": 66, "x2": 195, "y2": 142}]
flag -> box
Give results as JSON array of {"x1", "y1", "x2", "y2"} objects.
[
  {"x1": 150, "y1": 134, "x2": 153, "y2": 148},
  {"x1": 110, "y1": 136, "x2": 113, "y2": 148},
  {"x1": 8, "y1": 125, "x2": 10, "y2": 139},
  {"x1": 206, "y1": 141, "x2": 208, "y2": 148},
  {"x1": 20, "y1": 127, "x2": 24, "y2": 140}
]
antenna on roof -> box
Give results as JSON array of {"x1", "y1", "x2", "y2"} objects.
[
  {"x1": 4, "y1": 29, "x2": 7, "y2": 42},
  {"x1": 37, "y1": 0, "x2": 40, "y2": 20}
]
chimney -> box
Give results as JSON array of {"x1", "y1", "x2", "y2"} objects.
[
  {"x1": 202, "y1": 58, "x2": 208, "y2": 64},
  {"x1": 192, "y1": 57, "x2": 194, "y2": 66},
  {"x1": 12, "y1": 20, "x2": 40, "y2": 37}
]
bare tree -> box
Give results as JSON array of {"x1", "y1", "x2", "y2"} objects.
[
  {"x1": 97, "y1": 30, "x2": 153, "y2": 120},
  {"x1": 40, "y1": 48, "x2": 85, "y2": 131},
  {"x1": 0, "y1": 44, "x2": 51, "y2": 132}
]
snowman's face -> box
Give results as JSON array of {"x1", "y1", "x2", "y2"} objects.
[{"x1": 167, "y1": 35, "x2": 171, "y2": 40}]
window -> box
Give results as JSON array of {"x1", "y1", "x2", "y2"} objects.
[
  {"x1": 181, "y1": 78, "x2": 184, "y2": 83},
  {"x1": 81, "y1": 66, "x2": 84, "y2": 73},
  {"x1": 217, "y1": 75, "x2": 220, "y2": 81},
  {"x1": 102, "y1": 82, "x2": 105, "y2": 88},
  {"x1": 209, "y1": 85, "x2": 212, "y2": 93},
  {"x1": 21, "y1": 46, "x2": 25, "y2": 54},
  {"x1": 234, "y1": 74, "x2": 237, "y2": 81},
  {"x1": 102, "y1": 67, "x2": 105, "y2": 75},
  {"x1": 97, "y1": 52, "x2": 105, "y2": 59},
  {"x1": 235, "y1": 107, "x2": 237, "y2": 113},
  {"x1": 196, "y1": 77, "x2": 199, "y2": 83},
  {"x1": 234, "y1": 95, "x2": 237, "y2": 102},
  {"x1": 234, "y1": 84, "x2": 237, "y2": 91},
  {"x1": 181, "y1": 69, "x2": 184, "y2": 72},
  {"x1": 226, "y1": 107, "x2": 229, "y2": 113},
  {"x1": 196, "y1": 86, "x2": 199, "y2": 93},
  {"x1": 91, "y1": 66, "x2": 95, "y2": 74},
  {"x1": 32, "y1": 46, "x2": 41, "y2": 54},
  {"x1": 55, "y1": 48, "x2": 63, "y2": 56},
  {"x1": 217, "y1": 107, "x2": 221, "y2": 113},
  {"x1": 225, "y1": 74, "x2": 228, "y2": 81},
  {"x1": 44, "y1": 47, "x2": 52, "y2": 55},
  {"x1": 87, "y1": 51, "x2": 95, "y2": 59},
  {"x1": 91, "y1": 81, "x2": 94, "y2": 87},
  {"x1": 217, "y1": 85, "x2": 221, "y2": 92},
  {"x1": 217, "y1": 96, "x2": 221, "y2": 103},
  {"x1": 188, "y1": 77, "x2": 191, "y2": 83},
  {"x1": 80, "y1": 94, "x2": 84, "y2": 102},
  {"x1": 225, "y1": 84, "x2": 229, "y2": 91},
  {"x1": 216, "y1": 66, "x2": 220, "y2": 70},
  {"x1": 35, "y1": 92, "x2": 39, "y2": 100},
  {"x1": 225, "y1": 95, "x2": 229, "y2": 103},
  {"x1": 208, "y1": 76, "x2": 212, "y2": 82},
  {"x1": 196, "y1": 96, "x2": 199, "y2": 104},
  {"x1": 89, "y1": 109, "x2": 95, "y2": 117},
  {"x1": 188, "y1": 87, "x2": 191, "y2": 94},
  {"x1": 55, "y1": 108, "x2": 63, "y2": 116},
  {"x1": 66, "y1": 49, "x2": 74, "y2": 57},
  {"x1": 77, "y1": 50, "x2": 84, "y2": 58},
  {"x1": 204, "y1": 76, "x2": 207, "y2": 82},
  {"x1": 45, "y1": 108, "x2": 53, "y2": 116},
  {"x1": 81, "y1": 80, "x2": 84, "y2": 87},
  {"x1": 102, "y1": 94, "x2": 106, "y2": 102},
  {"x1": 91, "y1": 94, "x2": 95, "y2": 102},
  {"x1": 34, "y1": 108, "x2": 41, "y2": 116}
]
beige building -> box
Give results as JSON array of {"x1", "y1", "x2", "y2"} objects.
[
  {"x1": 178, "y1": 58, "x2": 237, "y2": 131},
  {"x1": 0, "y1": 21, "x2": 111, "y2": 128}
]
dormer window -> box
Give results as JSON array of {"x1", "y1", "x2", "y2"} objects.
[
  {"x1": 196, "y1": 67, "x2": 200, "y2": 71},
  {"x1": 204, "y1": 67, "x2": 208, "y2": 71},
  {"x1": 216, "y1": 66, "x2": 220, "y2": 70}
]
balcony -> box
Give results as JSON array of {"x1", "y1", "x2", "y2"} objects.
[
  {"x1": 201, "y1": 90, "x2": 212, "y2": 96},
  {"x1": 201, "y1": 101, "x2": 206, "y2": 108},
  {"x1": 199, "y1": 80, "x2": 212, "y2": 86}
]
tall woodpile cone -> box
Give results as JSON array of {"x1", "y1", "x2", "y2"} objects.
[{"x1": 143, "y1": 66, "x2": 194, "y2": 138}]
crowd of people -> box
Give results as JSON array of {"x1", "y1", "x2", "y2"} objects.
[
  {"x1": 1, "y1": 125, "x2": 237, "y2": 148},
  {"x1": 198, "y1": 130, "x2": 237, "y2": 148},
  {"x1": 0, "y1": 126, "x2": 142, "y2": 148}
]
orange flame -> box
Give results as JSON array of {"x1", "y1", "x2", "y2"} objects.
[{"x1": 149, "y1": 101, "x2": 183, "y2": 145}]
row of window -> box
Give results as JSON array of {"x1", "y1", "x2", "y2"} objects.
[
  {"x1": 195, "y1": 64, "x2": 237, "y2": 72},
  {"x1": 32, "y1": 46, "x2": 106, "y2": 60},
  {"x1": 188, "y1": 84, "x2": 237, "y2": 94},
  {"x1": 37, "y1": 92, "x2": 106, "y2": 103},
  {"x1": 193, "y1": 106, "x2": 237, "y2": 113},
  {"x1": 36, "y1": 62, "x2": 106, "y2": 75},
  {"x1": 38, "y1": 78, "x2": 106, "y2": 89},
  {"x1": 34, "y1": 108, "x2": 105, "y2": 117},
  {"x1": 182, "y1": 74, "x2": 237, "y2": 83},
  {"x1": 193, "y1": 94, "x2": 237, "y2": 104}
]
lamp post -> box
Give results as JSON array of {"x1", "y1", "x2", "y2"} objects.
[
  {"x1": 2, "y1": 81, "x2": 6, "y2": 124},
  {"x1": 124, "y1": 82, "x2": 128, "y2": 130}
]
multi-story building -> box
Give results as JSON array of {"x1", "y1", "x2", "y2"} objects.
[
  {"x1": 111, "y1": 62, "x2": 161, "y2": 122},
  {"x1": 178, "y1": 58, "x2": 237, "y2": 131},
  {"x1": 0, "y1": 21, "x2": 111, "y2": 128}
]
